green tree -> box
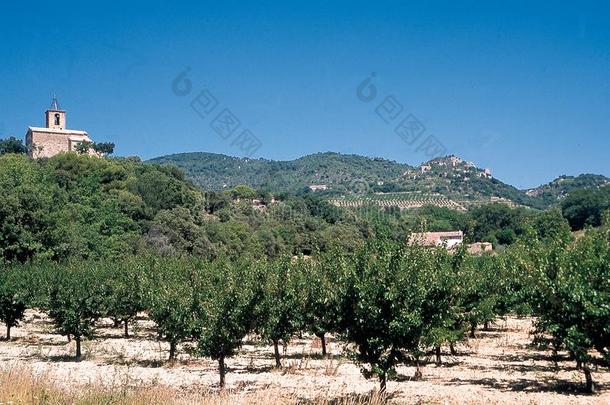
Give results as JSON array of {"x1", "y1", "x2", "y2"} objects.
[
  {"x1": 459, "y1": 255, "x2": 502, "y2": 339},
  {"x1": 144, "y1": 256, "x2": 198, "y2": 361},
  {"x1": 561, "y1": 186, "x2": 610, "y2": 230},
  {"x1": 466, "y1": 203, "x2": 532, "y2": 246},
  {"x1": 231, "y1": 184, "x2": 257, "y2": 200},
  {"x1": 0, "y1": 267, "x2": 28, "y2": 340},
  {"x1": 420, "y1": 246, "x2": 467, "y2": 364},
  {"x1": 523, "y1": 224, "x2": 610, "y2": 393},
  {"x1": 106, "y1": 259, "x2": 145, "y2": 337},
  {"x1": 532, "y1": 208, "x2": 573, "y2": 244},
  {"x1": 194, "y1": 258, "x2": 260, "y2": 388},
  {"x1": 47, "y1": 262, "x2": 107, "y2": 359},
  {"x1": 0, "y1": 136, "x2": 27, "y2": 155},
  {"x1": 74, "y1": 141, "x2": 92, "y2": 154},
  {"x1": 255, "y1": 257, "x2": 306, "y2": 368},
  {"x1": 338, "y1": 240, "x2": 447, "y2": 392},
  {"x1": 92, "y1": 142, "x2": 115, "y2": 156},
  {"x1": 302, "y1": 252, "x2": 345, "y2": 356}
]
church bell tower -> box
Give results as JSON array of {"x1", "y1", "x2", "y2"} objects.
[{"x1": 45, "y1": 96, "x2": 66, "y2": 130}]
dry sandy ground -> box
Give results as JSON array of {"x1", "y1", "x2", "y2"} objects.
[{"x1": 1, "y1": 311, "x2": 609, "y2": 404}]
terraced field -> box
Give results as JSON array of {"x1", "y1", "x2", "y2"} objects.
[{"x1": 328, "y1": 193, "x2": 467, "y2": 211}]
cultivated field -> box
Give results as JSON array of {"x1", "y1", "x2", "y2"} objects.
[{"x1": 0, "y1": 312, "x2": 609, "y2": 404}]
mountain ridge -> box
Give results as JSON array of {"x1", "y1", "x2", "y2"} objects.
[{"x1": 148, "y1": 152, "x2": 609, "y2": 209}]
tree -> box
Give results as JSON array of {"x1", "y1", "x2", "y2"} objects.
[
  {"x1": 194, "y1": 258, "x2": 260, "y2": 388},
  {"x1": 459, "y1": 254, "x2": 503, "y2": 339},
  {"x1": 92, "y1": 142, "x2": 115, "y2": 156},
  {"x1": 0, "y1": 154, "x2": 64, "y2": 262},
  {"x1": 231, "y1": 185, "x2": 257, "y2": 200},
  {"x1": 106, "y1": 259, "x2": 144, "y2": 337},
  {"x1": 47, "y1": 262, "x2": 107, "y2": 359},
  {"x1": 302, "y1": 251, "x2": 345, "y2": 356},
  {"x1": 144, "y1": 256, "x2": 198, "y2": 361},
  {"x1": 532, "y1": 208, "x2": 573, "y2": 244},
  {"x1": 255, "y1": 257, "x2": 306, "y2": 368},
  {"x1": 0, "y1": 137, "x2": 27, "y2": 155},
  {"x1": 466, "y1": 203, "x2": 532, "y2": 246},
  {"x1": 338, "y1": 240, "x2": 448, "y2": 393},
  {"x1": 561, "y1": 186, "x2": 610, "y2": 230},
  {"x1": 74, "y1": 141, "x2": 92, "y2": 154},
  {"x1": 420, "y1": 246, "x2": 467, "y2": 364},
  {"x1": 0, "y1": 267, "x2": 28, "y2": 340},
  {"x1": 523, "y1": 224, "x2": 610, "y2": 393}
]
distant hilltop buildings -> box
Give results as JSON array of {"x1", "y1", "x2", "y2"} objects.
[
  {"x1": 417, "y1": 155, "x2": 492, "y2": 178},
  {"x1": 25, "y1": 97, "x2": 97, "y2": 158}
]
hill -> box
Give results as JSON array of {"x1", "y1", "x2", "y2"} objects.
[
  {"x1": 0, "y1": 152, "x2": 369, "y2": 262},
  {"x1": 524, "y1": 174, "x2": 610, "y2": 207},
  {"x1": 148, "y1": 152, "x2": 412, "y2": 195},
  {"x1": 149, "y1": 152, "x2": 557, "y2": 208}
]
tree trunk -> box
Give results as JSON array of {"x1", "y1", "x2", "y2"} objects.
[
  {"x1": 470, "y1": 323, "x2": 476, "y2": 338},
  {"x1": 169, "y1": 341, "x2": 177, "y2": 361},
  {"x1": 75, "y1": 336, "x2": 82, "y2": 360},
  {"x1": 218, "y1": 356, "x2": 226, "y2": 388},
  {"x1": 273, "y1": 339, "x2": 282, "y2": 368},
  {"x1": 113, "y1": 318, "x2": 121, "y2": 328},
  {"x1": 551, "y1": 347, "x2": 559, "y2": 370},
  {"x1": 124, "y1": 320, "x2": 129, "y2": 338},
  {"x1": 413, "y1": 360, "x2": 423, "y2": 381},
  {"x1": 318, "y1": 333, "x2": 327, "y2": 356},
  {"x1": 583, "y1": 363, "x2": 595, "y2": 393},
  {"x1": 67, "y1": 334, "x2": 71, "y2": 343},
  {"x1": 379, "y1": 370, "x2": 387, "y2": 394},
  {"x1": 435, "y1": 346, "x2": 442, "y2": 366},
  {"x1": 483, "y1": 321, "x2": 490, "y2": 331},
  {"x1": 449, "y1": 343, "x2": 457, "y2": 356},
  {"x1": 6, "y1": 324, "x2": 10, "y2": 341}
]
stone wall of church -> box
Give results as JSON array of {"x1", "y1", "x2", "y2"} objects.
[{"x1": 28, "y1": 131, "x2": 71, "y2": 158}]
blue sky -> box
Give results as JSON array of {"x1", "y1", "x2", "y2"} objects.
[{"x1": 1, "y1": 1, "x2": 609, "y2": 188}]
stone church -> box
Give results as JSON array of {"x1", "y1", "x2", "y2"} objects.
[{"x1": 26, "y1": 97, "x2": 96, "y2": 158}]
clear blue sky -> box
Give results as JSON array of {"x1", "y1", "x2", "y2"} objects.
[{"x1": 1, "y1": 1, "x2": 609, "y2": 188}]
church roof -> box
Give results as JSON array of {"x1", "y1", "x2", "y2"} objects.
[{"x1": 28, "y1": 126, "x2": 88, "y2": 136}]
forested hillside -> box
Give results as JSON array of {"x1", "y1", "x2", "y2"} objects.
[
  {"x1": 150, "y1": 152, "x2": 608, "y2": 209},
  {"x1": 148, "y1": 152, "x2": 412, "y2": 194},
  {"x1": 526, "y1": 174, "x2": 610, "y2": 206},
  {"x1": 3, "y1": 152, "x2": 602, "y2": 263}
]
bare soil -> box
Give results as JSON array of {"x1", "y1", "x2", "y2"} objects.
[{"x1": 1, "y1": 311, "x2": 609, "y2": 404}]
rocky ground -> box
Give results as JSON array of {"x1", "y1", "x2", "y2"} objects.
[{"x1": 0, "y1": 311, "x2": 609, "y2": 404}]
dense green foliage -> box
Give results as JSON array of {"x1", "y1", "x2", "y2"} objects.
[
  {"x1": 46, "y1": 262, "x2": 108, "y2": 359},
  {"x1": 0, "y1": 220, "x2": 609, "y2": 391},
  {"x1": 338, "y1": 241, "x2": 455, "y2": 391},
  {"x1": 1, "y1": 152, "x2": 606, "y2": 266},
  {"x1": 561, "y1": 185, "x2": 610, "y2": 230},
  {"x1": 1, "y1": 151, "x2": 609, "y2": 393},
  {"x1": 528, "y1": 174, "x2": 609, "y2": 207},
  {"x1": 0, "y1": 153, "x2": 204, "y2": 262},
  {"x1": 509, "y1": 222, "x2": 610, "y2": 392},
  {"x1": 0, "y1": 268, "x2": 27, "y2": 340},
  {"x1": 149, "y1": 152, "x2": 412, "y2": 195},
  {"x1": 150, "y1": 152, "x2": 609, "y2": 209},
  {"x1": 0, "y1": 136, "x2": 27, "y2": 155}
]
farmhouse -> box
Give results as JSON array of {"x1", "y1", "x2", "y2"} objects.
[
  {"x1": 25, "y1": 97, "x2": 96, "y2": 158},
  {"x1": 408, "y1": 231, "x2": 494, "y2": 254},
  {"x1": 408, "y1": 231, "x2": 464, "y2": 249}
]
